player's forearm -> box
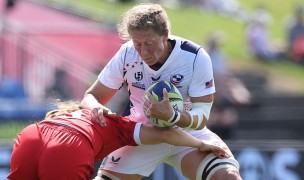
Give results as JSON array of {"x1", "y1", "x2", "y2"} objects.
[
  {"x1": 174, "y1": 112, "x2": 194, "y2": 128},
  {"x1": 80, "y1": 94, "x2": 105, "y2": 110},
  {"x1": 173, "y1": 112, "x2": 207, "y2": 130},
  {"x1": 139, "y1": 126, "x2": 200, "y2": 148},
  {"x1": 175, "y1": 101, "x2": 212, "y2": 130},
  {"x1": 161, "y1": 128, "x2": 202, "y2": 148}
]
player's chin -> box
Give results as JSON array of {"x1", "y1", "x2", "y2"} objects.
[
  {"x1": 145, "y1": 62, "x2": 154, "y2": 66},
  {"x1": 144, "y1": 59, "x2": 155, "y2": 65}
]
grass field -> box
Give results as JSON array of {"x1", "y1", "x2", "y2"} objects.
[{"x1": 0, "y1": 121, "x2": 32, "y2": 139}]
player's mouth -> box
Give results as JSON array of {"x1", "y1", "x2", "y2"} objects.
[{"x1": 143, "y1": 58, "x2": 154, "y2": 64}]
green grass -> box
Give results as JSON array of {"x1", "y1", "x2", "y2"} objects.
[{"x1": 0, "y1": 121, "x2": 32, "y2": 139}]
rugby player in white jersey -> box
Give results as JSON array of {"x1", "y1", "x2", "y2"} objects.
[{"x1": 80, "y1": 3, "x2": 242, "y2": 180}]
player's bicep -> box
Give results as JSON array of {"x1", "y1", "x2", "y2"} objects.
[
  {"x1": 189, "y1": 50, "x2": 215, "y2": 97},
  {"x1": 190, "y1": 94, "x2": 214, "y2": 103}
]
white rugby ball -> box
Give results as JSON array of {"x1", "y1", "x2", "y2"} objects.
[{"x1": 144, "y1": 80, "x2": 183, "y2": 127}]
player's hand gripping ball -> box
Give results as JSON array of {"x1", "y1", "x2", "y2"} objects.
[{"x1": 144, "y1": 80, "x2": 183, "y2": 127}]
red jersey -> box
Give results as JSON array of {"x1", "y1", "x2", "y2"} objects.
[{"x1": 42, "y1": 109, "x2": 138, "y2": 162}]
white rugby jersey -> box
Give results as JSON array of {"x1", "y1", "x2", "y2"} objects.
[{"x1": 99, "y1": 35, "x2": 215, "y2": 124}]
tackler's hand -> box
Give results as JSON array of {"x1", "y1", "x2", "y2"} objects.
[
  {"x1": 199, "y1": 140, "x2": 232, "y2": 159},
  {"x1": 91, "y1": 107, "x2": 116, "y2": 127}
]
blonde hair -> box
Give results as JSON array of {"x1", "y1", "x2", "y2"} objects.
[
  {"x1": 117, "y1": 3, "x2": 171, "y2": 41},
  {"x1": 45, "y1": 100, "x2": 81, "y2": 119}
]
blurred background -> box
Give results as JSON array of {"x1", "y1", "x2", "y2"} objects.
[{"x1": 0, "y1": 0, "x2": 304, "y2": 179}]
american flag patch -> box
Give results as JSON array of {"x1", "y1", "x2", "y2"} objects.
[{"x1": 205, "y1": 79, "x2": 213, "y2": 89}]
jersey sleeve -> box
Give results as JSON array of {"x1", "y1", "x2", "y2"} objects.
[
  {"x1": 98, "y1": 43, "x2": 128, "y2": 89},
  {"x1": 133, "y1": 123, "x2": 142, "y2": 145},
  {"x1": 188, "y1": 48, "x2": 216, "y2": 97},
  {"x1": 109, "y1": 115, "x2": 138, "y2": 146}
]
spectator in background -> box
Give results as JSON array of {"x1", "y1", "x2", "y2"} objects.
[
  {"x1": 245, "y1": 4, "x2": 286, "y2": 62},
  {"x1": 251, "y1": 3, "x2": 273, "y2": 26},
  {"x1": 205, "y1": 32, "x2": 251, "y2": 139},
  {"x1": 286, "y1": 4, "x2": 304, "y2": 64}
]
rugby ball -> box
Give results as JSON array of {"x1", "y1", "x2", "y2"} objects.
[{"x1": 144, "y1": 80, "x2": 183, "y2": 127}]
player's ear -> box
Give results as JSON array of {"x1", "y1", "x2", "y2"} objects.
[
  {"x1": 162, "y1": 29, "x2": 169, "y2": 39},
  {"x1": 165, "y1": 29, "x2": 169, "y2": 35}
]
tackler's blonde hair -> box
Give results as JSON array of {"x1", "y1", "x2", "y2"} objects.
[{"x1": 45, "y1": 99, "x2": 81, "y2": 119}]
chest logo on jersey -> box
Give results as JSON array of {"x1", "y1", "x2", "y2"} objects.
[
  {"x1": 170, "y1": 74, "x2": 184, "y2": 87},
  {"x1": 134, "y1": 72, "x2": 143, "y2": 81},
  {"x1": 132, "y1": 71, "x2": 146, "y2": 90}
]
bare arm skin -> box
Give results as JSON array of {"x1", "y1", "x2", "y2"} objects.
[
  {"x1": 80, "y1": 80, "x2": 117, "y2": 126},
  {"x1": 80, "y1": 80, "x2": 117, "y2": 108},
  {"x1": 139, "y1": 125, "x2": 230, "y2": 158}
]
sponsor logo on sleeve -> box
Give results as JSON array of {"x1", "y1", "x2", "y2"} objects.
[{"x1": 205, "y1": 79, "x2": 214, "y2": 89}]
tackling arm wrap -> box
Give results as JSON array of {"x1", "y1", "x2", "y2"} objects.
[{"x1": 186, "y1": 102, "x2": 213, "y2": 130}]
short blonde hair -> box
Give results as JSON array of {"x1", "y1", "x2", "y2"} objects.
[
  {"x1": 45, "y1": 100, "x2": 80, "y2": 119},
  {"x1": 117, "y1": 3, "x2": 171, "y2": 41}
]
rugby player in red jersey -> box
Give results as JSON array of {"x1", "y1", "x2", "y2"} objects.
[{"x1": 8, "y1": 100, "x2": 230, "y2": 180}]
